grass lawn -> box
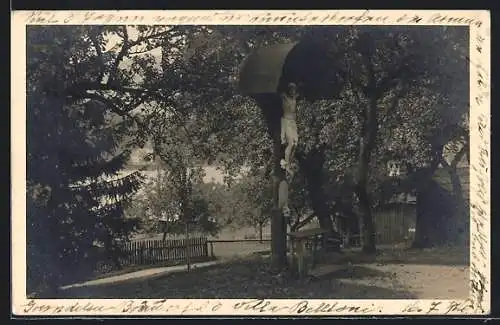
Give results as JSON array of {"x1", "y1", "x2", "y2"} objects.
[{"x1": 58, "y1": 246, "x2": 469, "y2": 300}]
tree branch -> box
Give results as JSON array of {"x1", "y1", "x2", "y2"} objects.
[
  {"x1": 450, "y1": 143, "x2": 468, "y2": 169},
  {"x1": 75, "y1": 92, "x2": 146, "y2": 130},
  {"x1": 89, "y1": 28, "x2": 106, "y2": 83},
  {"x1": 331, "y1": 200, "x2": 358, "y2": 220},
  {"x1": 128, "y1": 48, "x2": 158, "y2": 56},
  {"x1": 108, "y1": 26, "x2": 130, "y2": 86},
  {"x1": 67, "y1": 81, "x2": 143, "y2": 94},
  {"x1": 64, "y1": 82, "x2": 173, "y2": 107},
  {"x1": 110, "y1": 27, "x2": 179, "y2": 76},
  {"x1": 373, "y1": 55, "x2": 414, "y2": 99},
  {"x1": 385, "y1": 83, "x2": 408, "y2": 115},
  {"x1": 152, "y1": 143, "x2": 177, "y2": 180},
  {"x1": 133, "y1": 29, "x2": 176, "y2": 47},
  {"x1": 355, "y1": 34, "x2": 376, "y2": 99}
]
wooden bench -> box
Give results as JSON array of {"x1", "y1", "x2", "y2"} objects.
[{"x1": 287, "y1": 228, "x2": 341, "y2": 278}]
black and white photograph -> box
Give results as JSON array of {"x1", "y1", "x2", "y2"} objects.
[{"x1": 11, "y1": 10, "x2": 490, "y2": 316}]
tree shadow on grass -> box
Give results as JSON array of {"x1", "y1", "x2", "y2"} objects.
[{"x1": 56, "y1": 256, "x2": 416, "y2": 299}]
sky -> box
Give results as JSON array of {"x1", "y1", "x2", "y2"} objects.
[{"x1": 103, "y1": 26, "x2": 163, "y2": 68}]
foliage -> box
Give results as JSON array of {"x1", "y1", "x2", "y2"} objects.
[
  {"x1": 231, "y1": 173, "x2": 274, "y2": 230},
  {"x1": 26, "y1": 26, "x2": 143, "y2": 293},
  {"x1": 127, "y1": 166, "x2": 220, "y2": 237}
]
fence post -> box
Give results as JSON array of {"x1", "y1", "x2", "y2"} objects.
[
  {"x1": 203, "y1": 237, "x2": 208, "y2": 257},
  {"x1": 210, "y1": 241, "x2": 215, "y2": 258},
  {"x1": 137, "y1": 243, "x2": 144, "y2": 265},
  {"x1": 185, "y1": 222, "x2": 191, "y2": 271}
]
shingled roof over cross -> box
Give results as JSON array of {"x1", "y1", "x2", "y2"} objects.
[{"x1": 238, "y1": 40, "x2": 345, "y2": 101}]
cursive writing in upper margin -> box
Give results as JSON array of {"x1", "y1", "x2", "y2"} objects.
[{"x1": 19, "y1": 10, "x2": 483, "y2": 27}]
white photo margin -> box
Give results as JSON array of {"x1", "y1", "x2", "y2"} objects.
[{"x1": 11, "y1": 9, "x2": 491, "y2": 316}]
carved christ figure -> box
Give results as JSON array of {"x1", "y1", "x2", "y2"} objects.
[
  {"x1": 277, "y1": 82, "x2": 299, "y2": 219},
  {"x1": 280, "y1": 82, "x2": 299, "y2": 176}
]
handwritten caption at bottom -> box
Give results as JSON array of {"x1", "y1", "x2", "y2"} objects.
[{"x1": 19, "y1": 298, "x2": 479, "y2": 316}]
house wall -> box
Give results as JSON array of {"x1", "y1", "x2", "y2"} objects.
[{"x1": 373, "y1": 203, "x2": 416, "y2": 245}]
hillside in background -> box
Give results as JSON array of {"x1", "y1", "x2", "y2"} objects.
[{"x1": 123, "y1": 141, "x2": 239, "y2": 184}]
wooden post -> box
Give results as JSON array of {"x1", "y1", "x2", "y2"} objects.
[
  {"x1": 254, "y1": 94, "x2": 287, "y2": 269},
  {"x1": 296, "y1": 238, "x2": 305, "y2": 278},
  {"x1": 288, "y1": 236, "x2": 296, "y2": 269},
  {"x1": 210, "y1": 241, "x2": 215, "y2": 258},
  {"x1": 185, "y1": 221, "x2": 191, "y2": 272},
  {"x1": 313, "y1": 236, "x2": 319, "y2": 267},
  {"x1": 140, "y1": 243, "x2": 145, "y2": 265},
  {"x1": 259, "y1": 222, "x2": 263, "y2": 243}
]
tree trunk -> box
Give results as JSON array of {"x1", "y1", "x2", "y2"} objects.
[
  {"x1": 108, "y1": 247, "x2": 122, "y2": 270},
  {"x1": 448, "y1": 166, "x2": 469, "y2": 246},
  {"x1": 102, "y1": 230, "x2": 122, "y2": 270},
  {"x1": 298, "y1": 148, "x2": 338, "y2": 234},
  {"x1": 412, "y1": 189, "x2": 432, "y2": 248},
  {"x1": 254, "y1": 94, "x2": 287, "y2": 270},
  {"x1": 351, "y1": 36, "x2": 409, "y2": 254},
  {"x1": 441, "y1": 145, "x2": 466, "y2": 205},
  {"x1": 441, "y1": 153, "x2": 469, "y2": 246},
  {"x1": 449, "y1": 167, "x2": 464, "y2": 202},
  {"x1": 355, "y1": 184, "x2": 377, "y2": 253},
  {"x1": 348, "y1": 216, "x2": 360, "y2": 247},
  {"x1": 412, "y1": 179, "x2": 455, "y2": 248},
  {"x1": 270, "y1": 154, "x2": 287, "y2": 269},
  {"x1": 305, "y1": 167, "x2": 335, "y2": 232},
  {"x1": 353, "y1": 97, "x2": 378, "y2": 254},
  {"x1": 410, "y1": 142, "x2": 468, "y2": 248},
  {"x1": 409, "y1": 146, "x2": 443, "y2": 248},
  {"x1": 160, "y1": 221, "x2": 168, "y2": 241}
]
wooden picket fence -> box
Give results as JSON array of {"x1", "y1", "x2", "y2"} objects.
[{"x1": 94, "y1": 237, "x2": 209, "y2": 274}]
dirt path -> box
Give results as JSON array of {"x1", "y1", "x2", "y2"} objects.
[
  {"x1": 340, "y1": 263, "x2": 469, "y2": 299},
  {"x1": 390, "y1": 264, "x2": 469, "y2": 298},
  {"x1": 60, "y1": 260, "x2": 221, "y2": 290}
]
